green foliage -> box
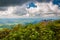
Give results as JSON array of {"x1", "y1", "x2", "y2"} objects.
[{"x1": 0, "y1": 20, "x2": 60, "y2": 40}]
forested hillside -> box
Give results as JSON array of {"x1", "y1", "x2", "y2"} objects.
[{"x1": 0, "y1": 20, "x2": 60, "y2": 40}]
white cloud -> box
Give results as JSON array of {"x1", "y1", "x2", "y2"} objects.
[{"x1": 0, "y1": 1, "x2": 60, "y2": 18}]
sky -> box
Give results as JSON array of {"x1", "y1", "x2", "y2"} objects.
[{"x1": 0, "y1": 0, "x2": 60, "y2": 18}]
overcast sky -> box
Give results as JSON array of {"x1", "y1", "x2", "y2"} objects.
[{"x1": 0, "y1": 0, "x2": 60, "y2": 18}]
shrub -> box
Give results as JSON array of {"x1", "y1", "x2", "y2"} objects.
[{"x1": 0, "y1": 20, "x2": 60, "y2": 40}]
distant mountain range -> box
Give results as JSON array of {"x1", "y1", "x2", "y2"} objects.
[
  {"x1": 0, "y1": 17, "x2": 59, "y2": 29},
  {"x1": 0, "y1": 17, "x2": 60, "y2": 25}
]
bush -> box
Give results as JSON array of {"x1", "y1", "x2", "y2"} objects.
[{"x1": 0, "y1": 20, "x2": 60, "y2": 40}]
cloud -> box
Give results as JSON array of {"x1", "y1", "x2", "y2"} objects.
[
  {"x1": 25, "y1": 2, "x2": 60, "y2": 17},
  {"x1": 13, "y1": 6, "x2": 27, "y2": 16},
  {"x1": 0, "y1": 0, "x2": 36, "y2": 6},
  {"x1": 0, "y1": 0, "x2": 60, "y2": 11},
  {"x1": 0, "y1": 7, "x2": 8, "y2": 11},
  {"x1": 0, "y1": 0, "x2": 60, "y2": 6},
  {"x1": 37, "y1": 0, "x2": 51, "y2": 2},
  {"x1": 0, "y1": 1, "x2": 60, "y2": 18}
]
